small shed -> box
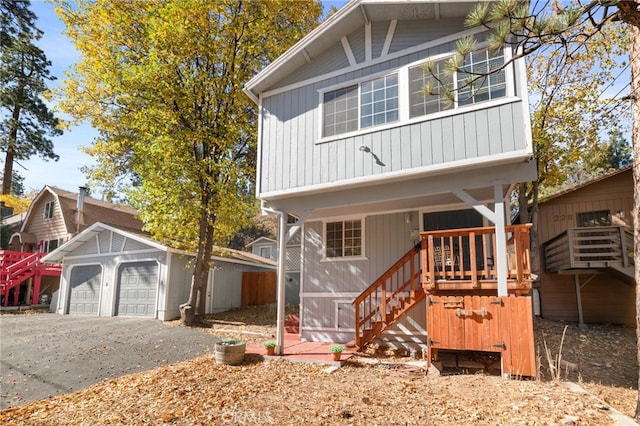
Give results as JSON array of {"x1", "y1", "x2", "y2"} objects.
[{"x1": 41, "y1": 222, "x2": 276, "y2": 320}]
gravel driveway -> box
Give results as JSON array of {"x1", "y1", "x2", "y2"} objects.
[{"x1": 0, "y1": 314, "x2": 220, "y2": 409}]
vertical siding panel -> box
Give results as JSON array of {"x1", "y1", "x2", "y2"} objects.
[
  {"x1": 475, "y1": 109, "x2": 490, "y2": 157},
  {"x1": 296, "y1": 87, "x2": 307, "y2": 188},
  {"x1": 305, "y1": 87, "x2": 318, "y2": 187},
  {"x1": 431, "y1": 120, "x2": 444, "y2": 164},
  {"x1": 410, "y1": 123, "x2": 422, "y2": 168},
  {"x1": 282, "y1": 93, "x2": 292, "y2": 190},
  {"x1": 345, "y1": 138, "x2": 356, "y2": 180},
  {"x1": 289, "y1": 89, "x2": 299, "y2": 188},
  {"x1": 487, "y1": 108, "x2": 502, "y2": 155},
  {"x1": 265, "y1": 99, "x2": 276, "y2": 192},
  {"x1": 371, "y1": 131, "x2": 383, "y2": 174},
  {"x1": 441, "y1": 116, "x2": 455, "y2": 163},
  {"x1": 510, "y1": 103, "x2": 524, "y2": 150},
  {"x1": 452, "y1": 115, "x2": 466, "y2": 161},
  {"x1": 499, "y1": 104, "x2": 515, "y2": 153},
  {"x1": 328, "y1": 141, "x2": 338, "y2": 182},
  {"x1": 390, "y1": 127, "x2": 402, "y2": 171},
  {"x1": 464, "y1": 112, "x2": 478, "y2": 159},
  {"x1": 420, "y1": 121, "x2": 433, "y2": 166},
  {"x1": 380, "y1": 129, "x2": 392, "y2": 173},
  {"x1": 362, "y1": 133, "x2": 374, "y2": 176},
  {"x1": 401, "y1": 125, "x2": 412, "y2": 169},
  {"x1": 274, "y1": 94, "x2": 285, "y2": 190}
]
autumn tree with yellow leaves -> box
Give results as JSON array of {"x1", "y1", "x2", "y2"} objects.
[{"x1": 55, "y1": 0, "x2": 322, "y2": 325}]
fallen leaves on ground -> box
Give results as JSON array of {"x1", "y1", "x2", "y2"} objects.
[{"x1": 1, "y1": 305, "x2": 637, "y2": 425}]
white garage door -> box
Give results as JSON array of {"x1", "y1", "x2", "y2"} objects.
[
  {"x1": 116, "y1": 261, "x2": 158, "y2": 317},
  {"x1": 68, "y1": 265, "x2": 102, "y2": 315}
]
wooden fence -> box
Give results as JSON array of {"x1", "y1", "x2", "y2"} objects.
[{"x1": 241, "y1": 271, "x2": 277, "y2": 306}]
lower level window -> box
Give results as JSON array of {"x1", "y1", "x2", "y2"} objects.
[{"x1": 326, "y1": 219, "x2": 362, "y2": 258}]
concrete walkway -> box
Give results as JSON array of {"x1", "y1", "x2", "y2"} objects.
[{"x1": 245, "y1": 332, "x2": 355, "y2": 364}]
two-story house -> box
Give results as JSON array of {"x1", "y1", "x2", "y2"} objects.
[
  {"x1": 1, "y1": 186, "x2": 142, "y2": 307},
  {"x1": 244, "y1": 0, "x2": 537, "y2": 376}
]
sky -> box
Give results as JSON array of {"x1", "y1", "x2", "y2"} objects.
[{"x1": 20, "y1": 0, "x2": 348, "y2": 196}]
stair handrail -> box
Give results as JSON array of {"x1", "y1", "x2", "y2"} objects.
[
  {"x1": 353, "y1": 244, "x2": 423, "y2": 347},
  {"x1": 6, "y1": 252, "x2": 45, "y2": 277}
]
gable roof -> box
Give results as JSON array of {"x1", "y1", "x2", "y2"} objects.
[
  {"x1": 21, "y1": 186, "x2": 143, "y2": 235},
  {"x1": 42, "y1": 222, "x2": 276, "y2": 269},
  {"x1": 243, "y1": 0, "x2": 480, "y2": 102},
  {"x1": 246, "y1": 236, "x2": 277, "y2": 247},
  {"x1": 539, "y1": 166, "x2": 632, "y2": 204}
]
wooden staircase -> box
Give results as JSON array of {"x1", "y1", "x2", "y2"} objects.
[
  {"x1": 0, "y1": 251, "x2": 62, "y2": 306},
  {"x1": 352, "y1": 225, "x2": 537, "y2": 377},
  {"x1": 352, "y1": 244, "x2": 424, "y2": 348}
]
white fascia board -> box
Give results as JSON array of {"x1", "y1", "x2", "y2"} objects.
[
  {"x1": 19, "y1": 185, "x2": 56, "y2": 233},
  {"x1": 259, "y1": 150, "x2": 534, "y2": 202},
  {"x1": 212, "y1": 255, "x2": 277, "y2": 269},
  {"x1": 244, "y1": 0, "x2": 361, "y2": 100},
  {"x1": 41, "y1": 222, "x2": 172, "y2": 263}
]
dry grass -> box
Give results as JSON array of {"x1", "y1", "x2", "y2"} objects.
[{"x1": 1, "y1": 305, "x2": 637, "y2": 425}]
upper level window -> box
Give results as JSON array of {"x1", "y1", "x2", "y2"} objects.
[
  {"x1": 360, "y1": 74, "x2": 398, "y2": 129},
  {"x1": 326, "y1": 219, "x2": 362, "y2": 258},
  {"x1": 457, "y1": 49, "x2": 506, "y2": 106},
  {"x1": 409, "y1": 48, "x2": 506, "y2": 117},
  {"x1": 323, "y1": 74, "x2": 398, "y2": 138},
  {"x1": 409, "y1": 60, "x2": 453, "y2": 117},
  {"x1": 321, "y1": 47, "x2": 508, "y2": 140},
  {"x1": 577, "y1": 210, "x2": 611, "y2": 227},
  {"x1": 44, "y1": 201, "x2": 54, "y2": 219},
  {"x1": 323, "y1": 85, "x2": 358, "y2": 137}
]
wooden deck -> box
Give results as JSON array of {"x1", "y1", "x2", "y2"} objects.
[
  {"x1": 353, "y1": 225, "x2": 536, "y2": 377},
  {"x1": 421, "y1": 224, "x2": 533, "y2": 294},
  {"x1": 544, "y1": 226, "x2": 634, "y2": 273}
]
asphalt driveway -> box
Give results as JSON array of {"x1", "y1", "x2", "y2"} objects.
[{"x1": 0, "y1": 314, "x2": 221, "y2": 409}]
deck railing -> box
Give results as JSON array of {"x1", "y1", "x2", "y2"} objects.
[
  {"x1": 353, "y1": 244, "x2": 423, "y2": 348},
  {"x1": 544, "y1": 226, "x2": 634, "y2": 272},
  {"x1": 421, "y1": 224, "x2": 533, "y2": 292},
  {"x1": 0, "y1": 250, "x2": 61, "y2": 306}
]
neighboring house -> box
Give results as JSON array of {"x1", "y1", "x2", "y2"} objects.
[
  {"x1": 247, "y1": 237, "x2": 277, "y2": 261},
  {"x1": 244, "y1": 0, "x2": 537, "y2": 376},
  {"x1": 42, "y1": 222, "x2": 276, "y2": 320},
  {"x1": 247, "y1": 234, "x2": 302, "y2": 305},
  {"x1": 539, "y1": 167, "x2": 635, "y2": 325},
  {"x1": 1, "y1": 186, "x2": 143, "y2": 307}
]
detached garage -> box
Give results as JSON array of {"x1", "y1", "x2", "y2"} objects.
[{"x1": 42, "y1": 222, "x2": 276, "y2": 320}]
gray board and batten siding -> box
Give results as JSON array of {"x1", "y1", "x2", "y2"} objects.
[
  {"x1": 300, "y1": 212, "x2": 419, "y2": 344},
  {"x1": 258, "y1": 20, "x2": 529, "y2": 196}
]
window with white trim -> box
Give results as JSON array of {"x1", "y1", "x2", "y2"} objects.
[
  {"x1": 259, "y1": 246, "x2": 272, "y2": 259},
  {"x1": 44, "y1": 239, "x2": 61, "y2": 252},
  {"x1": 323, "y1": 74, "x2": 399, "y2": 138},
  {"x1": 323, "y1": 47, "x2": 508, "y2": 138},
  {"x1": 44, "y1": 201, "x2": 54, "y2": 219},
  {"x1": 326, "y1": 219, "x2": 362, "y2": 258},
  {"x1": 457, "y1": 49, "x2": 506, "y2": 106},
  {"x1": 360, "y1": 74, "x2": 398, "y2": 128},
  {"x1": 409, "y1": 60, "x2": 453, "y2": 117}
]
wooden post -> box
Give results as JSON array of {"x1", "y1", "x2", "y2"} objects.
[{"x1": 574, "y1": 275, "x2": 584, "y2": 326}]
